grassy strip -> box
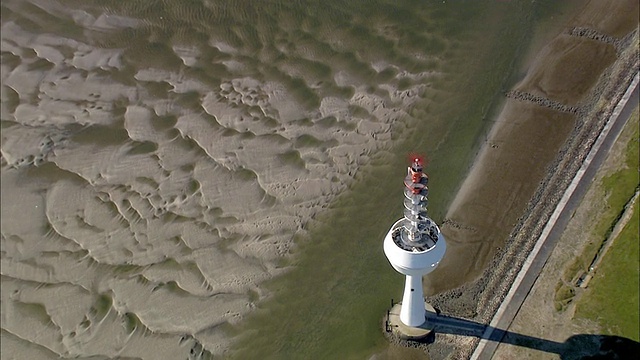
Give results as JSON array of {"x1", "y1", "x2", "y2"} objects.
[
  {"x1": 556, "y1": 107, "x2": 640, "y2": 311},
  {"x1": 575, "y1": 197, "x2": 639, "y2": 341},
  {"x1": 572, "y1": 108, "x2": 639, "y2": 340}
]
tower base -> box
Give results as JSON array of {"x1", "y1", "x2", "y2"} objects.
[{"x1": 386, "y1": 302, "x2": 436, "y2": 341}]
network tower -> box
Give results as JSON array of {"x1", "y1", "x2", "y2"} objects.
[{"x1": 383, "y1": 156, "x2": 446, "y2": 327}]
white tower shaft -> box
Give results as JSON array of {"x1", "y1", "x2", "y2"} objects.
[
  {"x1": 383, "y1": 157, "x2": 446, "y2": 328},
  {"x1": 400, "y1": 275, "x2": 426, "y2": 326}
]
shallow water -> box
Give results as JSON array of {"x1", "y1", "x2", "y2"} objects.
[
  {"x1": 2, "y1": 0, "x2": 547, "y2": 359},
  {"x1": 225, "y1": 2, "x2": 549, "y2": 360}
]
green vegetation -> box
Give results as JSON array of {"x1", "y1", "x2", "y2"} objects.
[
  {"x1": 574, "y1": 108, "x2": 640, "y2": 341},
  {"x1": 556, "y1": 108, "x2": 639, "y2": 311},
  {"x1": 596, "y1": 108, "x2": 639, "y2": 240},
  {"x1": 575, "y1": 197, "x2": 639, "y2": 341}
]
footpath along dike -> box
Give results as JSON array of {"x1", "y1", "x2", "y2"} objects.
[{"x1": 422, "y1": 26, "x2": 639, "y2": 360}]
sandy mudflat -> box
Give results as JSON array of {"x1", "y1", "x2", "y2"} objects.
[
  {"x1": 435, "y1": 100, "x2": 578, "y2": 290},
  {"x1": 0, "y1": 1, "x2": 450, "y2": 358},
  {"x1": 2, "y1": 0, "x2": 637, "y2": 359},
  {"x1": 427, "y1": 0, "x2": 637, "y2": 296}
]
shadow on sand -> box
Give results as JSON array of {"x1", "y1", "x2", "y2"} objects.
[{"x1": 418, "y1": 312, "x2": 639, "y2": 359}]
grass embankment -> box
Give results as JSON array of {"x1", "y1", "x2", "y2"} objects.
[
  {"x1": 576, "y1": 197, "x2": 639, "y2": 341},
  {"x1": 570, "y1": 107, "x2": 639, "y2": 341}
]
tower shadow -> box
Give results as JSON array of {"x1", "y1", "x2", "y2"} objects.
[{"x1": 418, "y1": 312, "x2": 639, "y2": 359}]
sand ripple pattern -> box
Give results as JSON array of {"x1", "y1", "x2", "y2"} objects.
[{"x1": 1, "y1": 0, "x2": 452, "y2": 358}]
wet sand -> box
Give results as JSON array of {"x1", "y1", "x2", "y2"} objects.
[
  {"x1": 1, "y1": 0, "x2": 637, "y2": 359},
  {"x1": 0, "y1": 1, "x2": 495, "y2": 358},
  {"x1": 430, "y1": 0, "x2": 637, "y2": 299},
  {"x1": 225, "y1": 1, "x2": 640, "y2": 359},
  {"x1": 431, "y1": 32, "x2": 619, "y2": 291}
]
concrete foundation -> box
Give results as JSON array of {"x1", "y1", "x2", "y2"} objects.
[{"x1": 386, "y1": 302, "x2": 437, "y2": 341}]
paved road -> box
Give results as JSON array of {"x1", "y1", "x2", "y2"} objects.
[{"x1": 471, "y1": 72, "x2": 639, "y2": 360}]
